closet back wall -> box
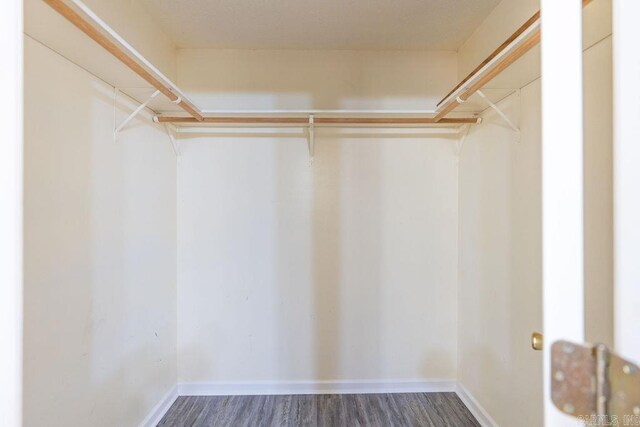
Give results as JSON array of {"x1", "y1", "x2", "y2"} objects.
[{"x1": 176, "y1": 50, "x2": 461, "y2": 388}]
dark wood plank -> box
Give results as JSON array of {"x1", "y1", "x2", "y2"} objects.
[
  {"x1": 316, "y1": 394, "x2": 347, "y2": 427},
  {"x1": 285, "y1": 395, "x2": 316, "y2": 426},
  {"x1": 393, "y1": 393, "x2": 440, "y2": 426}
]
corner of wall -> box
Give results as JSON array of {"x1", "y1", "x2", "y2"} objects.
[
  {"x1": 138, "y1": 385, "x2": 179, "y2": 427},
  {"x1": 455, "y1": 382, "x2": 499, "y2": 427}
]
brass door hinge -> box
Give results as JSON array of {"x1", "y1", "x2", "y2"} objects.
[{"x1": 551, "y1": 340, "x2": 640, "y2": 421}]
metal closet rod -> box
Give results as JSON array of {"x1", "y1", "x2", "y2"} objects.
[
  {"x1": 200, "y1": 109, "x2": 440, "y2": 114},
  {"x1": 433, "y1": 0, "x2": 594, "y2": 122},
  {"x1": 154, "y1": 116, "x2": 481, "y2": 125}
]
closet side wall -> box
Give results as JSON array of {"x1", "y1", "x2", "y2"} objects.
[
  {"x1": 457, "y1": 1, "x2": 613, "y2": 425},
  {"x1": 457, "y1": 7, "x2": 543, "y2": 426},
  {"x1": 458, "y1": 81, "x2": 543, "y2": 427},
  {"x1": 175, "y1": 49, "x2": 461, "y2": 386},
  {"x1": 23, "y1": 37, "x2": 177, "y2": 427}
]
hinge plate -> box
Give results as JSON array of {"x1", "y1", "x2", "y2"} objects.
[
  {"x1": 551, "y1": 340, "x2": 640, "y2": 419},
  {"x1": 610, "y1": 348, "x2": 640, "y2": 417}
]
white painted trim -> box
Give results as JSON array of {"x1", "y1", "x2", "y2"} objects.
[
  {"x1": 139, "y1": 385, "x2": 178, "y2": 427},
  {"x1": 178, "y1": 379, "x2": 456, "y2": 396},
  {"x1": 540, "y1": 0, "x2": 585, "y2": 425},
  {"x1": 455, "y1": 383, "x2": 498, "y2": 427},
  {"x1": 0, "y1": 0, "x2": 23, "y2": 426}
]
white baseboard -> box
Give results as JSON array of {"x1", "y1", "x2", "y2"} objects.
[
  {"x1": 139, "y1": 385, "x2": 178, "y2": 427},
  {"x1": 455, "y1": 383, "x2": 498, "y2": 427},
  {"x1": 178, "y1": 379, "x2": 457, "y2": 396}
]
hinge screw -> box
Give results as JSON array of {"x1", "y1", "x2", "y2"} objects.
[
  {"x1": 554, "y1": 370, "x2": 565, "y2": 381},
  {"x1": 563, "y1": 403, "x2": 575, "y2": 414},
  {"x1": 623, "y1": 364, "x2": 636, "y2": 375}
]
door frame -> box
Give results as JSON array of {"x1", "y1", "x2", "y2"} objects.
[
  {"x1": 540, "y1": 0, "x2": 585, "y2": 425},
  {"x1": 0, "y1": 0, "x2": 24, "y2": 426},
  {"x1": 542, "y1": 0, "x2": 640, "y2": 425}
]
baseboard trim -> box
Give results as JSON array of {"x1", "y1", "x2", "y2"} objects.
[
  {"x1": 455, "y1": 383, "x2": 498, "y2": 427},
  {"x1": 139, "y1": 385, "x2": 178, "y2": 427},
  {"x1": 178, "y1": 379, "x2": 457, "y2": 396}
]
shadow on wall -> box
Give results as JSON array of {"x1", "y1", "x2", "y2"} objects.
[
  {"x1": 311, "y1": 137, "x2": 383, "y2": 380},
  {"x1": 175, "y1": 123, "x2": 460, "y2": 383},
  {"x1": 272, "y1": 127, "x2": 384, "y2": 380}
]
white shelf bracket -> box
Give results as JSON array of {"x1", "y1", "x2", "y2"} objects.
[
  {"x1": 114, "y1": 89, "x2": 160, "y2": 136},
  {"x1": 477, "y1": 90, "x2": 520, "y2": 134},
  {"x1": 163, "y1": 123, "x2": 181, "y2": 157},
  {"x1": 456, "y1": 124, "x2": 471, "y2": 157},
  {"x1": 307, "y1": 114, "x2": 315, "y2": 166}
]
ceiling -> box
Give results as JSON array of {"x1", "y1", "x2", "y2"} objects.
[{"x1": 137, "y1": 0, "x2": 501, "y2": 50}]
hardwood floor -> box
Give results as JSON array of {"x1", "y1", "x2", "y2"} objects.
[{"x1": 158, "y1": 392, "x2": 480, "y2": 426}]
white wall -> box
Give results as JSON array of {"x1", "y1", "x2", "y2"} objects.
[
  {"x1": 23, "y1": 36, "x2": 177, "y2": 426},
  {"x1": 176, "y1": 49, "x2": 460, "y2": 385},
  {"x1": 457, "y1": 4, "x2": 544, "y2": 425},
  {"x1": 459, "y1": 81, "x2": 543, "y2": 427},
  {"x1": 178, "y1": 49, "x2": 457, "y2": 111}
]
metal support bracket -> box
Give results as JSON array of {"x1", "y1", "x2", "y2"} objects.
[
  {"x1": 551, "y1": 340, "x2": 640, "y2": 421},
  {"x1": 307, "y1": 114, "x2": 315, "y2": 166},
  {"x1": 114, "y1": 89, "x2": 160, "y2": 136},
  {"x1": 477, "y1": 90, "x2": 520, "y2": 134},
  {"x1": 163, "y1": 123, "x2": 180, "y2": 157}
]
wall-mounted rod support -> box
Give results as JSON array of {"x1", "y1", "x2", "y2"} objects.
[
  {"x1": 476, "y1": 90, "x2": 520, "y2": 133},
  {"x1": 163, "y1": 124, "x2": 180, "y2": 157},
  {"x1": 115, "y1": 90, "x2": 160, "y2": 135},
  {"x1": 456, "y1": 124, "x2": 471, "y2": 156},
  {"x1": 308, "y1": 115, "x2": 315, "y2": 165},
  {"x1": 154, "y1": 116, "x2": 481, "y2": 125},
  {"x1": 43, "y1": 0, "x2": 204, "y2": 121}
]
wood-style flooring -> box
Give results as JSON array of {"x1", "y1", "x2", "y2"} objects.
[{"x1": 158, "y1": 392, "x2": 480, "y2": 426}]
